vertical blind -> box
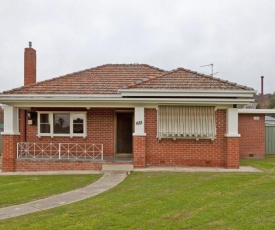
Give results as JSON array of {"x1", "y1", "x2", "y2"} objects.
[{"x1": 157, "y1": 106, "x2": 216, "y2": 139}]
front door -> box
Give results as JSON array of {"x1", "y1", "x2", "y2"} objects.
[{"x1": 116, "y1": 112, "x2": 133, "y2": 154}]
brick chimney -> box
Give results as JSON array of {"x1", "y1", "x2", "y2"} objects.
[{"x1": 24, "y1": 41, "x2": 36, "y2": 86}]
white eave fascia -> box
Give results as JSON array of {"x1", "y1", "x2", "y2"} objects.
[
  {"x1": 118, "y1": 89, "x2": 256, "y2": 98},
  {"x1": 0, "y1": 95, "x2": 254, "y2": 107},
  {"x1": 238, "y1": 109, "x2": 275, "y2": 114}
]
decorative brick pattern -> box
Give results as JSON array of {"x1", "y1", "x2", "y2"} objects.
[
  {"x1": 225, "y1": 137, "x2": 240, "y2": 168},
  {"x1": 238, "y1": 114, "x2": 265, "y2": 158},
  {"x1": 133, "y1": 136, "x2": 146, "y2": 168},
  {"x1": 144, "y1": 109, "x2": 227, "y2": 167},
  {"x1": 2, "y1": 135, "x2": 20, "y2": 172}
]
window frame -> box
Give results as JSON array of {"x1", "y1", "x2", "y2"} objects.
[{"x1": 37, "y1": 111, "x2": 87, "y2": 138}]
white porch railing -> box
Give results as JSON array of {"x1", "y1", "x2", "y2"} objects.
[{"x1": 17, "y1": 142, "x2": 103, "y2": 161}]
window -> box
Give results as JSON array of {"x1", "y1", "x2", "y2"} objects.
[
  {"x1": 54, "y1": 113, "x2": 70, "y2": 134},
  {"x1": 157, "y1": 106, "x2": 216, "y2": 140},
  {"x1": 38, "y1": 112, "x2": 87, "y2": 137},
  {"x1": 40, "y1": 114, "x2": 50, "y2": 133},
  {"x1": 73, "y1": 114, "x2": 84, "y2": 134}
]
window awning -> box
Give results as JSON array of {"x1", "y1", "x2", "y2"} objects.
[{"x1": 157, "y1": 106, "x2": 216, "y2": 140}]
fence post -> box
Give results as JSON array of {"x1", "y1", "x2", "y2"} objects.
[
  {"x1": 59, "y1": 143, "x2": 61, "y2": 159},
  {"x1": 101, "y1": 144, "x2": 103, "y2": 161},
  {"x1": 17, "y1": 142, "x2": 19, "y2": 159}
]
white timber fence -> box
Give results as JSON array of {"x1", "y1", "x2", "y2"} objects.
[{"x1": 17, "y1": 142, "x2": 103, "y2": 160}]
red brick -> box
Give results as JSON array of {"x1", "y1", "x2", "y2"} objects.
[
  {"x1": 24, "y1": 47, "x2": 36, "y2": 86},
  {"x1": 238, "y1": 114, "x2": 265, "y2": 158},
  {"x1": 2, "y1": 135, "x2": 20, "y2": 172},
  {"x1": 144, "y1": 109, "x2": 228, "y2": 167}
]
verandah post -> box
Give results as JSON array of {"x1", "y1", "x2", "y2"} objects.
[
  {"x1": 224, "y1": 108, "x2": 240, "y2": 168},
  {"x1": 133, "y1": 106, "x2": 147, "y2": 168},
  {"x1": 1, "y1": 105, "x2": 20, "y2": 172}
]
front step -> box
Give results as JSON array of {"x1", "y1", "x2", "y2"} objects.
[{"x1": 101, "y1": 164, "x2": 134, "y2": 173}]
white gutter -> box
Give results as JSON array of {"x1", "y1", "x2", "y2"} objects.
[
  {"x1": 0, "y1": 97, "x2": 254, "y2": 103},
  {"x1": 238, "y1": 109, "x2": 275, "y2": 114},
  {"x1": 0, "y1": 90, "x2": 255, "y2": 107},
  {"x1": 0, "y1": 98, "x2": 255, "y2": 108},
  {"x1": 118, "y1": 89, "x2": 256, "y2": 98}
]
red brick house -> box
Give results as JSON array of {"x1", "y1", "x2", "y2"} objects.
[{"x1": 0, "y1": 44, "x2": 268, "y2": 172}]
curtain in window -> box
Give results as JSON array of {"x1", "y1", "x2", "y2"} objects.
[{"x1": 157, "y1": 106, "x2": 216, "y2": 139}]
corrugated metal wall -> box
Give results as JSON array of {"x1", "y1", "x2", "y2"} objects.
[{"x1": 266, "y1": 126, "x2": 275, "y2": 154}]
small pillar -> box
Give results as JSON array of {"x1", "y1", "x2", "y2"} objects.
[
  {"x1": 133, "y1": 106, "x2": 146, "y2": 168},
  {"x1": 225, "y1": 137, "x2": 240, "y2": 169},
  {"x1": 2, "y1": 135, "x2": 20, "y2": 172},
  {"x1": 133, "y1": 136, "x2": 146, "y2": 168},
  {"x1": 224, "y1": 108, "x2": 240, "y2": 168},
  {"x1": 1, "y1": 106, "x2": 20, "y2": 172}
]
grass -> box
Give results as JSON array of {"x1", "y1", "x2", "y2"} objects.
[
  {"x1": 1, "y1": 156, "x2": 275, "y2": 229},
  {"x1": 0, "y1": 174, "x2": 101, "y2": 207}
]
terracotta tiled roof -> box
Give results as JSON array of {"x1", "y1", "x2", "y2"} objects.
[
  {"x1": 1, "y1": 65, "x2": 253, "y2": 95},
  {"x1": 128, "y1": 68, "x2": 253, "y2": 90},
  {"x1": 1, "y1": 64, "x2": 166, "y2": 95}
]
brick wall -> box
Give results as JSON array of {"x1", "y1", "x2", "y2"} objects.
[
  {"x1": 133, "y1": 136, "x2": 146, "y2": 168},
  {"x1": 25, "y1": 108, "x2": 116, "y2": 156},
  {"x1": 144, "y1": 109, "x2": 227, "y2": 167},
  {"x1": 238, "y1": 114, "x2": 265, "y2": 158},
  {"x1": 16, "y1": 160, "x2": 103, "y2": 171},
  {"x1": 2, "y1": 135, "x2": 20, "y2": 172},
  {"x1": 15, "y1": 160, "x2": 131, "y2": 171},
  {"x1": 19, "y1": 110, "x2": 26, "y2": 142},
  {"x1": 225, "y1": 137, "x2": 239, "y2": 168}
]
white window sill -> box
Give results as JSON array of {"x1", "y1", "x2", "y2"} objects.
[
  {"x1": 37, "y1": 134, "x2": 87, "y2": 138},
  {"x1": 157, "y1": 136, "x2": 216, "y2": 141}
]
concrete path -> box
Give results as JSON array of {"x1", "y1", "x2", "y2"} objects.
[
  {"x1": 0, "y1": 173, "x2": 127, "y2": 220},
  {"x1": 134, "y1": 166, "x2": 262, "y2": 173}
]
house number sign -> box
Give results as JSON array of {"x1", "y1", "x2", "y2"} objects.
[{"x1": 136, "y1": 121, "x2": 143, "y2": 125}]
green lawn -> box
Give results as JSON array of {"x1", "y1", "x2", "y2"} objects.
[
  {"x1": 1, "y1": 156, "x2": 275, "y2": 229},
  {"x1": 0, "y1": 174, "x2": 101, "y2": 207}
]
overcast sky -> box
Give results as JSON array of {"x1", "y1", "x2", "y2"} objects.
[{"x1": 0, "y1": 0, "x2": 275, "y2": 94}]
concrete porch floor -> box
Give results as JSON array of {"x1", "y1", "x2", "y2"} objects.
[{"x1": 134, "y1": 166, "x2": 262, "y2": 173}]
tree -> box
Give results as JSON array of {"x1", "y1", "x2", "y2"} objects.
[
  {"x1": 269, "y1": 98, "x2": 275, "y2": 108},
  {"x1": 268, "y1": 98, "x2": 275, "y2": 118},
  {"x1": 0, "y1": 106, "x2": 3, "y2": 123}
]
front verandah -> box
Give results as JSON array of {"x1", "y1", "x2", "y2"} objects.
[{"x1": 1, "y1": 105, "x2": 241, "y2": 171}]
